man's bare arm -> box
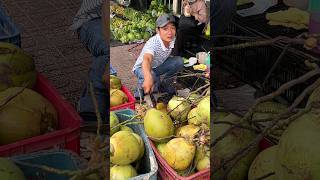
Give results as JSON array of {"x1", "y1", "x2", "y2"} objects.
[{"x1": 142, "y1": 53, "x2": 154, "y2": 93}]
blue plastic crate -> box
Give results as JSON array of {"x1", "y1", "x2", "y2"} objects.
[
  {"x1": 110, "y1": 64, "x2": 117, "y2": 76},
  {"x1": 113, "y1": 109, "x2": 158, "y2": 180},
  {"x1": 0, "y1": 3, "x2": 21, "y2": 47},
  {"x1": 10, "y1": 150, "x2": 88, "y2": 180}
]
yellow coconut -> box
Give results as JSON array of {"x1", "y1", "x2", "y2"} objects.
[
  {"x1": 110, "y1": 89, "x2": 128, "y2": 107},
  {"x1": 0, "y1": 87, "x2": 57, "y2": 145},
  {"x1": 196, "y1": 96, "x2": 210, "y2": 124},
  {"x1": 176, "y1": 124, "x2": 200, "y2": 140},
  {"x1": 110, "y1": 165, "x2": 137, "y2": 180},
  {"x1": 196, "y1": 156, "x2": 210, "y2": 171},
  {"x1": 163, "y1": 138, "x2": 196, "y2": 171},
  {"x1": 143, "y1": 108, "x2": 174, "y2": 143},
  {"x1": 132, "y1": 132, "x2": 145, "y2": 160},
  {"x1": 0, "y1": 158, "x2": 26, "y2": 180},
  {"x1": 110, "y1": 131, "x2": 140, "y2": 165}
]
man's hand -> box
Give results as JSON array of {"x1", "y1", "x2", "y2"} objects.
[
  {"x1": 143, "y1": 76, "x2": 153, "y2": 94},
  {"x1": 191, "y1": 11, "x2": 198, "y2": 20}
]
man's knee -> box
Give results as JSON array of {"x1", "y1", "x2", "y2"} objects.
[
  {"x1": 78, "y1": 18, "x2": 108, "y2": 57},
  {"x1": 89, "y1": 55, "x2": 108, "y2": 90}
]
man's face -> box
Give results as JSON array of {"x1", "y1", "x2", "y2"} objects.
[{"x1": 158, "y1": 23, "x2": 176, "y2": 43}]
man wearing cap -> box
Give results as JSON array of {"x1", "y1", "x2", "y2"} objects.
[{"x1": 132, "y1": 13, "x2": 184, "y2": 99}]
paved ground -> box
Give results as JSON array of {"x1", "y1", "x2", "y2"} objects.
[
  {"x1": 2, "y1": 0, "x2": 92, "y2": 107},
  {"x1": 110, "y1": 43, "x2": 142, "y2": 93},
  {"x1": 2, "y1": 0, "x2": 101, "y2": 162}
]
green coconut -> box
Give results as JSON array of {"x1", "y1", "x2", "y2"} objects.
[
  {"x1": 213, "y1": 111, "x2": 229, "y2": 121},
  {"x1": 167, "y1": 96, "x2": 191, "y2": 122},
  {"x1": 110, "y1": 89, "x2": 128, "y2": 107},
  {"x1": 156, "y1": 102, "x2": 167, "y2": 113},
  {"x1": 0, "y1": 42, "x2": 36, "y2": 92},
  {"x1": 196, "y1": 156, "x2": 210, "y2": 171},
  {"x1": 132, "y1": 133, "x2": 145, "y2": 160},
  {"x1": 110, "y1": 165, "x2": 137, "y2": 180},
  {"x1": 110, "y1": 75, "x2": 122, "y2": 90},
  {"x1": 0, "y1": 158, "x2": 26, "y2": 180},
  {"x1": 157, "y1": 143, "x2": 167, "y2": 157},
  {"x1": 196, "y1": 96, "x2": 210, "y2": 125},
  {"x1": 143, "y1": 108, "x2": 174, "y2": 143},
  {"x1": 110, "y1": 112, "x2": 119, "y2": 136},
  {"x1": 0, "y1": 87, "x2": 58, "y2": 145},
  {"x1": 213, "y1": 113, "x2": 259, "y2": 180},
  {"x1": 84, "y1": 173, "x2": 101, "y2": 180},
  {"x1": 195, "y1": 145, "x2": 208, "y2": 163},
  {"x1": 120, "y1": 125, "x2": 133, "y2": 132},
  {"x1": 276, "y1": 110, "x2": 320, "y2": 180},
  {"x1": 188, "y1": 93, "x2": 201, "y2": 104},
  {"x1": 110, "y1": 131, "x2": 141, "y2": 165},
  {"x1": 248, "y1": 146, "x2": 278, "y2": 180},
  {"x1": 163, "y1": 138, "x2": 196, "y2": 171},
  {"x1": 253, "y1": 101, "x2": 287, "y2": 114},
  {"x1": 252, "y1": 101, "x2": 287, "y2": 123},
  {"x1": 307, "y1": 85, "x2": 320, "y2": 106},
  {"x1": 252, "y1": 102, "x2": 288, "y2": 140},
  {"x1": 187, "y1": 108, "x2": 206, "y2": 125}
]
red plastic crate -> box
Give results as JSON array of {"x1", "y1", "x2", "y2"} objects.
[
  {"x1": 149, "y1": 139, "x2": 210, "y2": 180},
  {"x1": 0, "y1": 73, "x2": 81, "y2": 156},
  {"x1": 110, "y1": 85, "x2": 135, "y2": 111}
]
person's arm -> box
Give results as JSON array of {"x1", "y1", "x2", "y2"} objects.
[
  {"x1": 102, "y1": 0, "x2": 109, "y2": 41},
  {"x1": 142, "y1": 53, "x2": 154, "y2": 94}
]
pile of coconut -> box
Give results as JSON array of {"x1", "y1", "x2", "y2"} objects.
[
  {"x1": 0, "y1": 43, "x2": 58, "y2": 146},
  {"x1": 142, "y1": 92, "x2": 211, "y2": 176},
  {"x1": 110, "y1": 75, "x2": 128, "y2": 107},
  {"x1": 109, "y1": 111, "x2": 145, "y2": 179}
]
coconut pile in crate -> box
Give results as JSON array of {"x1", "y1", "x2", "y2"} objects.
[
  {"x1": 109, "y1": 111, "x2": 146, "y2": 179},
  {"x1": 136, "y1": 87, "x2": 211, "y2": 176},
  {"x1": 109, "y1": 75, "x2": 129, "y2": 107},
  {"x1": 0, "y1": 42, "x2": 58, "y2": 146},
  {"x1": 212, "y1": 75, "x2": 320, "y2": 179},
  {"x1": 0, "y1": 42, "x2": 59, "y2": 179}
]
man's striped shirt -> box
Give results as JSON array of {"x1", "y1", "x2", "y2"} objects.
[
  {"x1": 70, "y1": 0, "x2": 104, "y2": 30},
  {"x1": 132, "y1": 34, "x2": 175, "y2": 72}
]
